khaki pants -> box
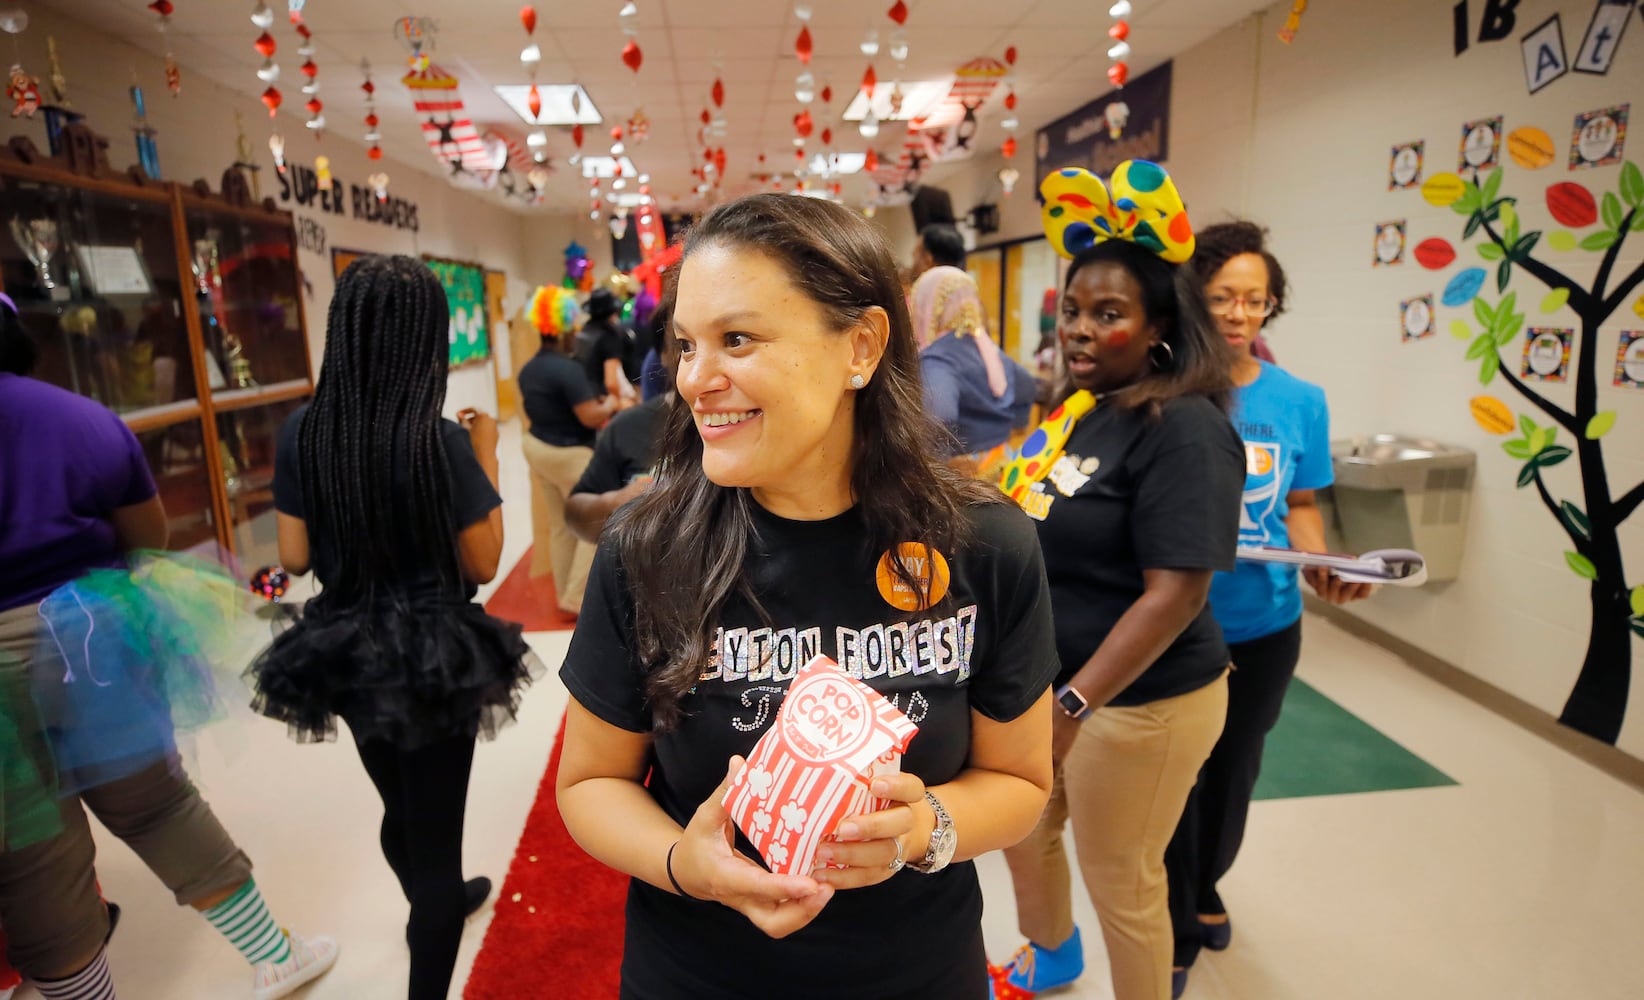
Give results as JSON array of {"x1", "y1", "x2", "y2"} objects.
[
  {"x1": 1004, "y1": 673, "x2": 1228, "y2": 1000},
  {"x1": 521, "y1": 434, "x2": 596, "y2": 614},
  {"x1": 0, "y1": 603, "x2": 253, "y2": 976}
]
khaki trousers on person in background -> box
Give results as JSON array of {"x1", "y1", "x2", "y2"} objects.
[
  {"x1": 520, "y1": 434, "x2": 596, "y2": 615},
  {"x1": 1003, "y1": 672, "x2": 1228, "y2": 1000}
]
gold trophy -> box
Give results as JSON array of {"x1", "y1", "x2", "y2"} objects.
[
  {"x1": 191, "y1": 236, "x2": 257, "y2": 389},
  {"x1": 9, "y1": 216, "x2": 65, "y2": 298}
]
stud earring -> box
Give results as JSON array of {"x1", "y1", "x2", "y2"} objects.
[{"x1": 850, "y1": 374, "x2": 866, "y2": 389}]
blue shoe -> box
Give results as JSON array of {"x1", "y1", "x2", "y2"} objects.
[
  {"x1": 989, "y1": 926, "x2": 1085, "y2": 996},
  {"x1": 1172, "y1": 966, "x2": 1189, "y2": 999},
  {"x1": 1199, "y1": 915, "x2": 1232, "y2": 951}
]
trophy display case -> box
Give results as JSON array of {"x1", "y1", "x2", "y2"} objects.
[{"x1": 0, "y1": 123, "x2": 313, "y2": 561}]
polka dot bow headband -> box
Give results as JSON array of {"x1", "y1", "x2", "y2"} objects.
[{"x1": 1039, "y1": 160, "x2": 1195, "y2": 263}]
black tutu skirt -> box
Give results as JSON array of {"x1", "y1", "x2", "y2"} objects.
[{"x1": 246, "y1": 595, "x2": 543, "y2": 749}]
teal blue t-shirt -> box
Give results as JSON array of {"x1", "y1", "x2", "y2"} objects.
[{"x1": 1209, "y1": 361, "x2": 1333, "y2": 643}]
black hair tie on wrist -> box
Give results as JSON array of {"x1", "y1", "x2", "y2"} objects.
[{"x1": 667, "y1": 840, "x2": 700, "y2": 901}]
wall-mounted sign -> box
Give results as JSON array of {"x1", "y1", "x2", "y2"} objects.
[
  {"x1": 1522, "y1": 327, "x2": 1573, "y2": 382},
  {"x1": 1034, "y1": 61, "x2": 1171, "y2": 185},
  {"x1": 1459, "y1": 115, "x2": 1503, "y2": 175},
  {"x1": 1617, "y1": 330, "x2": 1644, "y2": 387},
  {"x1": 277, "y1": 162, "x2": 420, "y2": 233},
  {"x1": 1520, "y1": 14, "x2": 1570, "y2": 94},
  {"x1": 1402, "y1": 294, "x2": 1435, "y2": 340},
  {"x1": 1389, "y1": 141, "x2": 1424, "y2": 189},
  {"x1": 1574, "y1": 0, "x2": 1634, "y2": 75},
  {"x1": 1373, "y1": 220, "x2": 1407, "y2": 266},
  {"x1": 1570, "y1": 103, "x2": 1628, "y2": 169}
]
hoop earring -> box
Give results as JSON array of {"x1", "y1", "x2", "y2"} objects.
[
  {"x1": 850, "y1": 374, "x2": 866, "y2": 389},
  {"x1": 1149, "y1": 340, "x2": 1175, "y2": 371}
]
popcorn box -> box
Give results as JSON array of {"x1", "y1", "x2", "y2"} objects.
[{"x1": 723, "y1": 655, "x2": 918, "y2": 876}]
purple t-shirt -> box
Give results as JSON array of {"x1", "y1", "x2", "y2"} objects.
[{"x1": 0, "y1": 374, "x2": 158, "y2": 611}]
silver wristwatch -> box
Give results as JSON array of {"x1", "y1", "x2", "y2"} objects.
[{"x1": 906, "y1": 791, "x2": 957, "y2": 874}]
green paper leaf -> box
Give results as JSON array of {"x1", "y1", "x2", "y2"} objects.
[
  {"x1": 1500, "y1": 200, "x2": 1518, "y2": 232},
  {"x1": 1565, "y1": 551, "x2": 1598, "y2": 580},
  {"x1": 1497, "y1": 259, "x2": 1513, "y2": 293},
  {"x1": 1497, "y1": 292, "x2": 1518, "y2": 321},
  {"x1": 1479, "y1": 353, "x2": 1497, "y2": 385},
  {"x1": 1541, "y1": 288, "x2": 1570, "y2": 313},
  {"x1": 1631, "y1": 617, "x2": 1644, "y2": 640},
  {"x1": 1587, "y1": 412, "x2": 1616, "y2": 439},
  {"x1": 1455, "y1": 183, "x2": 1483, "y2": 215},
  {"x1": 1536, "y1": 443, "x2": 1573, "y2": 467},
  {"x1": 1581, "y1": 230, "x2": 1618, "y2": 251},
  {"x1": 1503, "y1": 439, "x2": 1533, "y2": 460},
  {"x1": 1512, "y1": 232, "x2": 1540, "y2": 259},
  {"x1": 1477, "y1": 242, "x2": 1505, "y2": 261},
  {"x1": 1603, "y1": 191, "x2": 1625, "y2": 231},
  {"x1": 1632, "y1": 211, "x2": 1644, "y2": 232},
  {"x1": 1530, "y1": 426, "x2": 1557, "y2": 455},
  {"x1": 1495, "y1": 313, "x2": 1525, "y2": 348},
  {"x1": 1548, "y1": 230, "x2": 1578, "y2": 251},
  {"x1": 1631, "y1": 585, "x2": 1644, "y2": 617},
  {"x1": 1482, "y1": 168, "x2": 1504, "y2": 205},
  {"x1": 1466, "y1": 334, "x2": 1495, "y2": 360},
  {"x1": 1622, "y1": 161, "x2": 1644, "y2": 208},
  {"x1": 1561, "y1": 501, "x2": 1592, "y2": 543},
  {"x1": 1450, "y1": 319, "x2": 1474, "y2": 340},
  {"x1": 1473, "y1": 297, "x2": 1496, "y2": 328},
  {"x1": 1464, "y1": 212, "x2": 1486, "y2": 241},
  {"x1": 1518, "y1": 414, "x2": 1538, "y2": 437},
  {"x1": 1518, "y1": 461, "x2": 1540, "y2": 488}
]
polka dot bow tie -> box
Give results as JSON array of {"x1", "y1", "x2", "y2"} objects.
[
  {"x1": 1039, "y1": 160, "x2": 1195, "y2": 263},
  {"x1": 998, "y1": 389, "x2": 1099, "y2": 506}
]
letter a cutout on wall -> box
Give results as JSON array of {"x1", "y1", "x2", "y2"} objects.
[{"x1": 1520, "y1": 15, "x2": 1569, "y2": 94}]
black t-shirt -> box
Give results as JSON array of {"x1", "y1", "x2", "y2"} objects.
[
  {"x1": 1029, "y1": 395, "x2": 1243, "y2": 705},
  {"x1": 518, "y1": 348, "x2": 597, "y2": 447},
  {"x1": 575, "y1": 321, "x2": 626, "y2": 398},
  {"x1": 570, "y1": 395, "x2": 668, "y2": 496},
  {"x1": 272, "y1": 403, "x2": 502, "y2": 600},
  {"x1": 560, "y1": 498, "x2": 1058, "y2": 999}
]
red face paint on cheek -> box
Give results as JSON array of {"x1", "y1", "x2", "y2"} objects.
[{"x1": 1105, "y1": 329, "x2": 1131, "y2": 349}]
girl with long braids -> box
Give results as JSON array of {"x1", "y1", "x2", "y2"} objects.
[{"x1": 249, "y1": 255, "x2": 539, "y2": 1000}]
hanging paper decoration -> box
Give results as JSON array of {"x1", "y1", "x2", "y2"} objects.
[
  {"x1": 572, "y1": 123, "x2": 584, "y2": 149},
  {"x1": 269, "y1": 133, "x2": 286, "y2": 173},
  {"x1": 288, "y1": 0, "x2": 306, "y2": 22},
  {"x1": 261, "y1": 86, "x2": 282, "y2": 115},
  {"x1": 147, "y1": 0, "x2": 180, "y2": 95},
  {"x1": 1106, "y1": 0, "x2": 1131, "y2": 131},
  {"x1": 1277, "y1": 0, "x2": 1308, "y2": 44},
  {"x1": 403, "y1": 62, "x2": 503, "y2": 173},
  {"x1": 622, "y1": 39, "x2": 643, "y2": 72},
  {"x1": 394, "y1": 17, "x2": 436, "y2": 72},
  {"x1": 887, "y1": 1, "x2": 908, "y2": 26},
  {"x1": 520, "y1": 5, "x2": 537, "y2": 34},
  {"x1": 6, "y1": 56, "x2": 40, "y2": 118},
  {"x1": 796, "y1": 25, "x2": 813, "y2": 64},
  {"x1": 712, "y1": 76, "x2": 725, "y2": 108},
  {"x1": 862, "y1": 65, "x2": 878, "y2": 98},
  {"x1": 998, "y1": 165, "x2": 1020, "y2": 196},
  {"x1": 314, "y1": 154, "x2": 331, "y2": 191},
  {"x1": 1001, "y1": 135, "x2": 1017, "y2": 158},
  {"x1": 368, "y1": 171, "x2": 390, "y2": 201},
  {"x1": 527, "y1": 84, "x2": 542, "y2": 118},
  {"x1": 627, "y1": 108, "x2": 651, "y2": 143}
]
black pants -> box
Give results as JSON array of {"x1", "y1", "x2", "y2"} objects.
[
  {"x1": 353, "y1": 732, "x2": 477, "y2": 1000},
  {"x1": 1165, "y1": 618, "x2": 1303, "y2": 968}
]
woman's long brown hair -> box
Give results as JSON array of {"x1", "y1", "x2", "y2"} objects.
[{"x1": 612, "y1": 194, "x2": 1001, "y2": 730}]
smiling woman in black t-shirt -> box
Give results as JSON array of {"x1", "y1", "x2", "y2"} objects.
[{"x1": 557, "y1": 195, "x2": 1059, "y2": 1000}]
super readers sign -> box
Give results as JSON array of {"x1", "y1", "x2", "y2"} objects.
[{"x1": 1035, "y1": 61, "x2": 1172, "y2": 186}]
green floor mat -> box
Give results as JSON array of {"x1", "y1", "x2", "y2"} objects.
[{"x1": 1252, "y1": 678, "x2": 1456, "y2": 800}]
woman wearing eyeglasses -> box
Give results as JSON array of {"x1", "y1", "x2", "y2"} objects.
[{"x1": 1163, "y1": 221, "x2": 1372, "y2": 996}]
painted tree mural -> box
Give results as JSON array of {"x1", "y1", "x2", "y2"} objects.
[{"x1": 1427, "y1": 160, "x2": 1644, "y2": 744}]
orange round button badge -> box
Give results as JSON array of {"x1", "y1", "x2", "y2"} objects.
[{"x1": 876, "y1": 543, "x2": 951, "y2": 612}]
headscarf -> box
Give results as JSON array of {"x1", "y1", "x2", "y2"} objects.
[{"x1": 909, "y1": 266, "x2": 1009, "y2": 398}]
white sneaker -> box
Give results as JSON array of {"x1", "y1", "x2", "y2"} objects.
[{"x1": 252, "y1": 931, "x2": 339, "y2": 1000}]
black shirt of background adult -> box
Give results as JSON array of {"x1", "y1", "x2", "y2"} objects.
[
  {"x1": 1033, "y1": 395, "x2": 1244, "y2": 704},
  {"x1": 570, "y1": 394, "x2": 667, "y2": 495},
  {"x1": 518, "y1": 346, "x2": 599, "y2": 448},
  {"x1": 560, "y1": 500, "x2": 1060, "y2": 999},
  {"x1": 273, "y1": 403, "x2": 501, "y2": 601},
  {"x1": 574, "y1": 318, "x2": 627, "y2": 397}
]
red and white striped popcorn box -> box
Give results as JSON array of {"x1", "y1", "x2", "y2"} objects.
[{"x1": 723, "y1": 655, "x2": 919, "y2": 876}]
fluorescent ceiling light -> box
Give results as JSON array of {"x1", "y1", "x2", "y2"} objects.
[
  {"x1": 810, "y1": 152, "x2": 866, "y2": 175},
  {"x1": 494, "y1": 84, "x2": 602, "y2": 125},
  {"x1": 840, "y1": 80, "x2": 950, "y2": 122},
  {"x1": 580, "y1": 156, "x2": 637, "y2": 179}
]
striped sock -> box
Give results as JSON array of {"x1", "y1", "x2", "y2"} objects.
[
  {"x1": 201, "y1": 878, "x2": 293, "y2": 967},
  {"x1": 34, "y1": 948, "x2": 116, "y2": 1000}
]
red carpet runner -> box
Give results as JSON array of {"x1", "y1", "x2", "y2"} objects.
[
  {"x1": 483, "y1": 546, "x2": 579, "y2": 632},
  {"x1": 464, "y1": 715, "x2": 628, "y2": 998}
]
